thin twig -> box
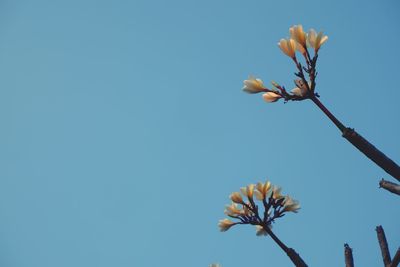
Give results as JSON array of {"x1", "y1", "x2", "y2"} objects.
[
  {"x1": 379, "y1": 179, "x2": 400, "y2": 196},
  {"x1": 391, "y1": 248, "x2": 400, "y2": 267},
  {"x1": 376, "y1": 225, "x2": 391, "y2": 266},
  {"x1": 344, "y1": 243, "x2": 355, "y2": 267}
]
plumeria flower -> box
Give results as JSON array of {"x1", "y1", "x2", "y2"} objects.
[
  {"x1": 291, "y1": 79, "x2": 310, "y2": 97},
  {"x1": 272, "y1": 186, "x2": 284, "y2": 199},
  {"x1": 295, "y1": 41, "x2": 306, "y2": 55},
  {"x1": 283, "y1": 196, "x2": 301, "y2": 213},
  {"x1": 219, "y1": 181, "x2": 300, "y2": 236},
  {"x1": 224, "y1": 203, "x2": 243, "y2": 216},
  {"x1": 230, "y1": 192, "x2": 245, "y2": 204},
  {"x1": 291, "y1": 87, "x2": 307, "y2": 97},
  {"x1": 240, "y1": 184, "x2": 255, "y2": 199},
  {"x1": 307, "y1": 29, "x2": 328, "y2": 51},
  {"x1": 263, "y1": 92, "x2": 282, "y2": 103},
  {"x1": 289, "y1": 25, "x2": 307, "y2": 48},
  {"x1": 278, "y1": 38, "x2": 297, "y2": 58},
  {"x1": 218, "y1": 218, "x2": 235, "y2": 232},
  {"x1": 255, "y1": 180, "x2": 272, "y2": 200},
  {"x1": 242, "y1": 77, "x2": 267, "y2": 94}
]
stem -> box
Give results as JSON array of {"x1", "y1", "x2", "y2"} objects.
[
  {"x1": 309, "y1": 95, "x2": 400, "y2": 182},
  {"x1": 376, "y1": 225, "x2": 392, "y2": 266},
  {"x1": 310, "y1": 95, "x2": 345, "y2": 132},
  {"x1": 391, "y1": 248, "x2": 400, "y2": 267},
  {"x1": 265, "y1": 227, "x2": 308, "y2": 267},
  {"x1": 344, "y1": 243, "x2": 355, "y2": 267}
]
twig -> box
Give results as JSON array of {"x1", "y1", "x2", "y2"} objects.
[
  {"x1": 344, "y1": 243, "x2": 355, "y2": 267},
  {"x1": 376, "y1": 225, "x2": 391, "y2": 266},
  {"x1": 391, "y1": 248, "x2": 400, "y2": 267},
  {"x1": 379, "y1": 179, "x2": 400, "y2": 196}
]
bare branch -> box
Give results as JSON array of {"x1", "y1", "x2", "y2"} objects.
[
  {"x1": 379, "y1": 179, "x2": 400, "y2": 196},
  {"x1": 342, "y1": 128, "x2": 400, "y2": 182},
  {"x1": 309, "y1": 96, "x2": 400, "y2": 182},
  {"x1": 344, "y1": 243, "x2": 354, "y2": 267},
  {"x1": 265, "y1": 227, "x2": 308, "y2": 267},
  {"x1": 391, "y1": 248, "x2": 400, "y2": 267},
  {"x1": 376, "y1": 225, "x2": 392, "y2": 266}
]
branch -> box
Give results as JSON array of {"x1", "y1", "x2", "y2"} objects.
[
  {"x1": 265, "y1": 227, "x2": 308, "y2": 267},
  {"x1": 379, "y1": 179, "x2": 400, "y2": 196},
  {"x1": 391, "y1": 248, "x2": 400, "y2": 267},
  {"x1": 342, "y1": 128, "x2": 400, "y2": 182},
  {"x1": 310, "y1": 96, "x2": 400, "y2": 183},
  {"x1": 344, "y1": 243, "x2": 355, "y2": 267},
  {"x1": 376, "y1": 225, "x2": 391, "y2": 266}
]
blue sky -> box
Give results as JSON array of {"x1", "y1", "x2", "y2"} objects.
[{"x1": 0, "y1": 0, "x2": 399, "y2": 266}]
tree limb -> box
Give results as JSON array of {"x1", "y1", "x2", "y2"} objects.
[
  {"x1": 310, "y1": 96, "x2": 400, "y2": 182},
  {"x1": 376, "y1": 225, "x2": 391, "y2": 266},
  {"x1": 344, "y1": 243, "x2": 355, "y2": 267},
  {"x1": 344, "y1": 243, "x2": 354, "y2": 267},
  {"x1": 391, "y1": 248, "x2": 400, "y2": 267},
  {"x1": 379, "y1": 179, "x2": 400, "y2": 196}
]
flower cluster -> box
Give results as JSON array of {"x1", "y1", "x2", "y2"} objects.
[
  {"x1": 243, "y1": 25, "x2": 328, "y2": 103},
  {"x1": 218, "y1": 181, "x2": 300, "y2": 235}
]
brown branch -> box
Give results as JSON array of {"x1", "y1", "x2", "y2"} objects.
[
  {"x1": 376, "y1": 225, "x2": 391, "y2": 266},
  {"x1": 391, "y1": 248, "x2": 400, "y2": 267},
  {"x1": 344, "y1": 243, "x2": 355, "y2": 267},
  {"x1": 379, "y1": 179, "x2": 400, "y2": 196},
  {"x1": 265, "y1": 227, "x2": 308, "y2": 267},
  {"x1": 310, "y1": 96, "x2": 400, "y2": 183},
  {"x1": 342, "y1": 128, "x2": 400, "y2": 182}
]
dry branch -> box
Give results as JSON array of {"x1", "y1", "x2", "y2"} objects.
[
  {"x1": 376, "y1": 225, "x2": 391, "y2": 266},
  {"x1": 344, "y1": 243, "x2": 354, "y2": 267},
  {"x1": 379, "y1": 179, "x2": 400, "y2": 196},
  {"x1": 391, "y1": 248, "x2": 400, "y2": 267}
]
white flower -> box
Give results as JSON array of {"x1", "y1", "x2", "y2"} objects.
[
  {"x1": 291, "y1": 87, "x2": 307, "y2": 97},
  {"x1": 255, "y1": 181, "x2": 272, "y2": 200},
  {"x1": 291, "y1": 79, "x2": 310, "y2": 97},
  {"x1": 243, "y1": 77, "x2": 267, "y2": 94},
  {"x1": 289, "y1": 25, "x2": 307, "y2": 48},
  {"x1": 295, "y1": 41, "x2": 306, "y2": 54},
  {"x1": 272, "y1": 186, "x2": 283, "y2": 199},
  {"x1": 218, "y1": 219, "x2": 235, "y2": 232},
  {"x1": 262, "y1": 92, "x2": 281, "y2": 103},
  {"x1": 283, "y1": 196, "x2": 301, "y2": 213},
  {"x1": 278, "y1": 38, "x2": 297, "y2": 58},
  {"x1": 229, "y1": 192, "x2": 244, "y2": 204},
  {"x1": 224, "y1": 203, "x2": 243, "y2": 216},
  {"x1": 240, "y1": 184, "x2": 255, "y2": 199},
  {"x1": 307, "y1": 29, "x2": 328, "y2": 51}
]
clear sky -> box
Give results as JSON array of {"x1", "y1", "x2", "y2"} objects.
[{"x1": 0, "y1": 0, "x2": 399, "y2": 266}]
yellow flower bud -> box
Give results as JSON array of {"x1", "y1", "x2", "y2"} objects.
[
  {"x1": 242, "y1": 77, "x2": 267, "y2": 94},
  {"x1": 218, "y1": 218, "x2": 235, "y2": 232},
  {"x1": 262, "y1": 92, "x2": 281, "y2": 103},
  {"x1": 229, "y1": 192, "x2": 244, "y2": 204}
]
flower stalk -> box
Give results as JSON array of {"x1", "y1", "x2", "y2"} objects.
[
  {"x1": 243, "y1": 24, "x2": 400, "y2": 183},
  {"x1": 219, "y1": 181, "x2": 307, "y2": 266}
]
